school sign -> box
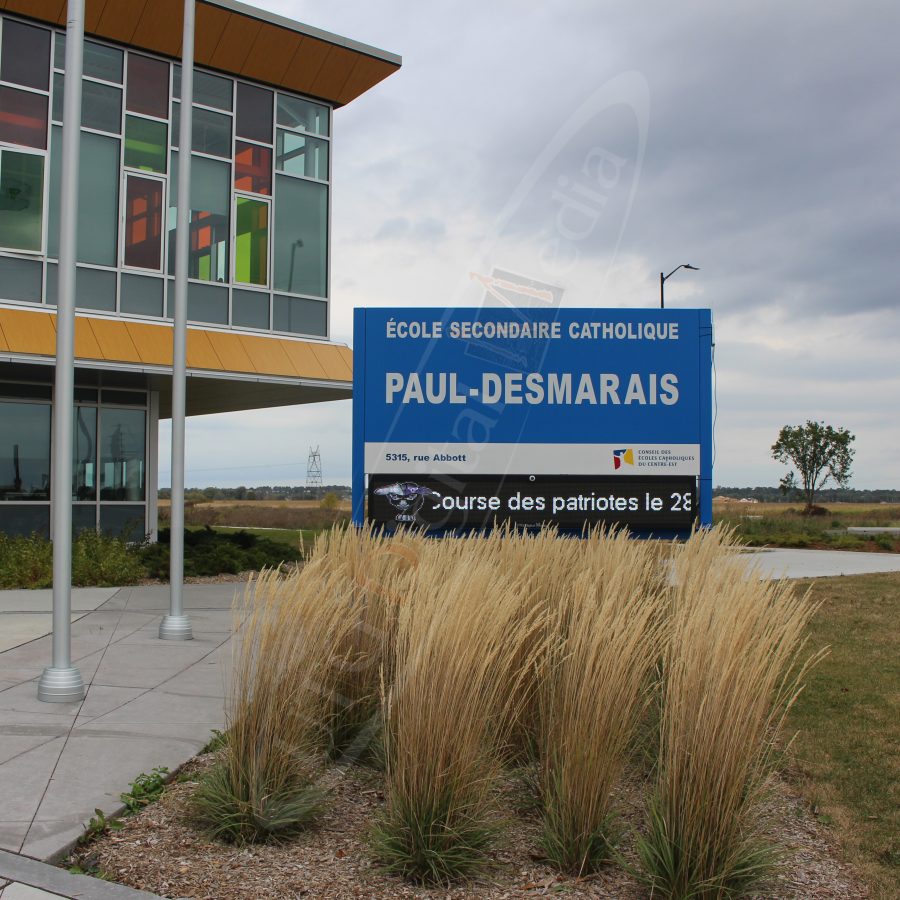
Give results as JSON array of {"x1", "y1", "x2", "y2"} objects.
[{"x1": 352, "y1": 307, "x2": 713, "y2": 535}]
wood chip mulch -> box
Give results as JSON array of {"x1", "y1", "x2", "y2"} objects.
[{"x1": 68, "y1": 753, "x2": 870, "y2": 900}]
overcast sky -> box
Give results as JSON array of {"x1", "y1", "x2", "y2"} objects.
[{"x1": 159, "y1": 0, "x2": 900, "y2": 490}]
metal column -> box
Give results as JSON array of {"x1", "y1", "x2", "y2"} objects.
[
  {"x1": 38, "y1": 0, "x2": 86, "y2": 702},
  {"x1": 159, "y1": 0, "x2": 195, "y2": 641}
]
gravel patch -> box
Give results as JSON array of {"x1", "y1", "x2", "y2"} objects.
[{"x1": 69, "y1": 756, "x2": 869, "y2": 899}]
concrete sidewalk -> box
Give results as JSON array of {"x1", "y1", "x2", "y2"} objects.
[
  {"x1": 745, "y1": 546, "x2": 900, "y2": 579},
  {"x1": 0, "y1": 583, "x2": 242, "y2": 897}
]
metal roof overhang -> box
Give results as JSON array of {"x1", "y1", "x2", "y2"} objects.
[
  {"x1": 0, "y1": 0, "x2": 401, "y2": 107},
  {"x1": 0, "y1": 307, "x2": 352, "y2": 417}
]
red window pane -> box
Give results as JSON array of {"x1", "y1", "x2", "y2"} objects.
[
  {"x1": 124, "y1": 177, "x2": 163, "y2": 269},
  {"x1": 126, "y1": 54, "x2": 169, "y2": 118},
  {"x1": 0, "y1": 87, "x2": 48, "y2": 149},
  {"x1": 234, "y1": 141, "x2": 271, "y2": 195}
]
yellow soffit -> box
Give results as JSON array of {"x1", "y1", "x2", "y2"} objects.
[{"x1": 0, "y1": 309, "x2": 352, "y2": 383}]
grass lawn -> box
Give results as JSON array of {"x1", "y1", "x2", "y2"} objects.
[
  {"x1": 184, "y1": 524, "x2": 314, "y2": 550},
  {"x1": 787, "y1": 572, "x2": 900, "y2": 898}
]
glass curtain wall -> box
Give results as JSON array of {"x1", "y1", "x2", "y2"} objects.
[{"x1": 0, "y1": 12, "x2": 330, "y2": 338}]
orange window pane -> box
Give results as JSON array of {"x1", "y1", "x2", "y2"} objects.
[
  {"x1": 0, "y1": 87, "x2": 48, "y2": 149},
  {"x1": 234, "y1": 141, "x2": 272, "y2": 195}
]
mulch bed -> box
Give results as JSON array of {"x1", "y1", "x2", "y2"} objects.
[{"x1": 68, "y1": 753, "x2": 869, "y2": 899}]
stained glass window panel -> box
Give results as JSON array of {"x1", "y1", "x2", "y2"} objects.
[
  {"x1": 235, "y1": 82, "x2": 272, "y2": 143},
  {"x1": 235, "y1": 141, "x2": 271, "y2": 195},
  {"x1": 126, "y1": 54, "x2": 169, "y2": 118},
  {"x1": 124, "y1": 176, "x2": 163, "y2": 269},
  {"x1": 0, "y1": 87, "x2": 48, "y2": 149},
  {"x1": 235, "y1": 197, "x2": 268, "y2": 286},
  {"x1": 124, "y1": 115, "x2": 167, "y2": 172}
]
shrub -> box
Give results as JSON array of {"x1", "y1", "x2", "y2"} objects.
[
  {"x1": 0, "y1": 532, "x2": 53, "y2": 588},
  {"x1": 636, "y1": 527, "x2": 824, "y2": 898}
]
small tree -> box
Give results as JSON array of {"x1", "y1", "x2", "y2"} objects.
[{"x1": 771, "y1": 421, "x2": 855, "y2": 512}]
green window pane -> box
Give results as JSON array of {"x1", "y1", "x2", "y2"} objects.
[
  {"x1": 235, "y1": 197, "x2": 268, "y2": 286},
  {"x1": 125, "y1": 115, "x2": 167, "y2": 172},
  {"x1": 277, "y1": 94, "x2": 329, "y2": 136},
  {"x1": 168, "y1": 152, "x2": 229, "y2": 281},
  {"x1": 276, "y1": 130, "x2": 328, "y2": 180},
  {"x1": 48, "y1": 129, "x2": 119, "y2": 264},
  {"x1": 0, "y1": 150, "x2": 44, "y2": 252},
  {"x1": 82, "y1": 80, "x2": 122, "y2": 133},
  {"x1": 274, "y1": 175, "x2": 327, "y2": 298},
  {"x1": 73, "y1": 406, "x2": 97, "y2": 501}
]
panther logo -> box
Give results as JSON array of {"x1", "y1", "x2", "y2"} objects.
[{"x1": 374, "y1": 481, "x2": 441, "y2": 525}]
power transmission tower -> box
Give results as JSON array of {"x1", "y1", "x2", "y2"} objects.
[{"x1": 306, "y1": 446, "x2": 323, "y2": 500}]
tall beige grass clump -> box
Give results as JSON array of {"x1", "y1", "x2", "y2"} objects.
[
  {"x1": 638, "y1": 527, "x2": 824, "y2": 896},
  {"x1": 306, "y1": 524, "x2": 422, "y2": 761},
  {"x1": 373, "y1": 555, "x2": 545, "y2": 883},
  {"x1": 539, "y1": 529, "x2": 665, "y2": 874},
  {"x1": 192, "y1": 565, "x2": 356, "y2": 844}
]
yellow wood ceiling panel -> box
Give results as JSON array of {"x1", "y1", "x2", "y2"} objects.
[
  {"x1": 240, "y1": 334, "x2": 298, "y2": 378},
  {"x1": 0, "y1": 308, "x2": 57, "y2": 356},
  {"x1": 335, "y1": 345, "x2": 354, "y2": 377},
  {"x1": 1, "y1": 1, "x2": 66, "y2": 25},
  {"x1": 186, "y1": 328, "x2": 223, "y2": 370},
  {"x1": 279, "y1": 339, "x2": 328, "y2": 380},
  {"x1": 241, "y1": 21, "x2": 300, "y2": 86},
  {"x1": 125, "y1": 321, "x2": 173, "y2": 366},
  {"x1": 87, "y1": 318, "x2": 142, "y2": 363},
  {"x1": 203, "y1": 331, "x2": 256, "y2": 374},
  {"x1": 280, "y1": 35, "x2": 331, "y2": 97},
  {"x1": 84, "y1": 0, "x2": 110, "y2": 34},
  {"x1": 193, "y1": 2, "x2": 230, "y2": 67},
  {"x1": 74, "y1": 316, "x2": 103, "y2": 360},
  {"x1": 95, "y1": 0, "x2": 141, "y2": 45},
  {"x1": 309, "y1": 342, "x2": 352, "y2": 382},
  {"x1": 309, "y1": 45, "x2": 358, "y2": 102},
  {"x1": 0, "y1": 315, "x2": 8, "y2": 352},
  {"x1": 208, "y1": 13, "x2": 260, "y2": 76},
  {"x1": 337, "y1": 56, "x2": 398, "y2": 107},
  {"x1": 131, "y1": 0, "x2": 183, "y2": 57}
]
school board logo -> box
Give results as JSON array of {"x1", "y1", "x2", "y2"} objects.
[
  {"x1": 374, "y1": 482, "x2": 441, "y2": 524},
  {"x1": 613, "y1": 448, "x2": 634, "y2": 470}
]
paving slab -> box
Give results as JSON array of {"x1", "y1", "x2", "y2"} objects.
[
  {"x1": 747, "y1": 547, "x2": 900, "y2": 579},
  {"x1": 0, "y1": 591, "x2": 118, "y2": 616}
]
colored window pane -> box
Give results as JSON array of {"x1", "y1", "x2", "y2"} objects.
[
  {"x1": 0, "y1": 401, "x2": 50, "y2": 500},
  {"x1": 82, "y1": 81, "x2": 122, "y2": 133},
  {"x1": 126, "y1": 54, "x2": 168, "y2": 118},
  {"x1": 77, "y1": 132, "x2": 120, "y2": 265},
  {"x1": 0, "y1": 150, "x2": 44, "y2": 252},
  {"x1": 100, "y1": 407, "x2": 145, "y2": 501},
  {"x1": 168, "y1": 152, "x2": 230, "y2": 281},
  {"x1": 274, "y1": 175, "x2": 327, "y2": 297},
  {"x1": 84, "y1": 41, "x2": 123, "y2": 83},
  {"x1": 1, "y1": 20, "x2": 50, "y2": 90},
  {"x1": 194, "y1": 71, "x2": 232, "y2": 111},
  {"x1": 73, "y1": 406, "x2": 97, "y2": 501},
  {"x1": 235, "y1": 82, "x2": 272, "y2": 143},
  {"x1": 0, "y1": 86, "x2": 48, "y2": 149},
  {"x1": 232, "y1": 289, "x2": 269, "y2": 329},
  {"x1": 125, "y1": 115, "x2": 167, "y2": 172},
  {"x1": 192, "y1": 107, "x2": 231, "y2": 158},
  {"x1": 235, "y1": 141, "x2": 271, "y2": 195},
  {"x1": 124, "y1": 176, "x2": 163, "y2": 269},
  {"x1": 276, "y1": 130, "x2": 328, "y2": 180},
  {"x1": 235, "y1": 197, "x2": 268, "y2": 286},
  {"x1": 277, "y1": 94, "x2": 328, "y2": 136}
]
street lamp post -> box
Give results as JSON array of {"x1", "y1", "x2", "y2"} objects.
[{"x1": 660, "y1": 264, "x2": 699, "y2": 308}]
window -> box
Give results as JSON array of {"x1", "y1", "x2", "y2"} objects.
[
  {"x1": 0, "y1": 401, "x2": 50, "y2": 500},
  {"x1": 0, "y1": 86, "x2": 48, "y2": 149},
  {"x1": 126, "y1": 53, "x2": 168, "y2": 118},
  {"x1": 0, "y1": 256, "x2": 41, "y2": 302},
  {"x1": 0, "y1": 150, "x2": 44, "y2": 252},
  {"x1": 0, "y1": 20, "x2": 50, "y2": 91},
  {"x1": 235, "y1": 197, "x2": 268, "y2": 286},
  {"x1": 76, "y1": 132, "x2": 120, "y2": 265},
  {"x1": 276, "y1": 130, "x2": 328, "y2": 180},
  {"x1": 121, "y1": 273, "x2": 163, "y2": 316},
  {"x1": 84, "y1": 41, "x2": 123, "y2": 83},
  {"x1": 274, "y1": 295, "x2": 327, "y2": 336},
  {"x1": 194, "y1": 71, "x2": 232, "y2": 111},
  {"x1": 168, "y1": 152, "x2": 229, "y2": 281},
  {"x1": 236, "y1": 82, "x2": 272, "y2": 143},
  {"x1": 81, "y1": 80, "x2": 121, "y2": 133},
  {"x1": 124, "y1": 176, "x2": 163, "y2": 269},
  {"x1": 73, "y1": 406, "x2": 97, "y2": 501},
  {"x1": 235, "y1": 142, "x2": 271, "y2": 195},
  {"x1": 124, "y1": 115, "x2": 167, "y2": 172},
  {"x1": 99, "y1": 407, "x2": 145, "y2": 501},
  {"x1": 192, "y1": 107, "x2": 231, "y2": 158},
  {"x1": 232, "y1": 289, "x2": 269, "y2": 329},
  {"x1": 277, "y1": 94, "x2": 328, "y2": 136},
  {"x1": 274, "y1": 175, "x2": 327, "y2": 297}
]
